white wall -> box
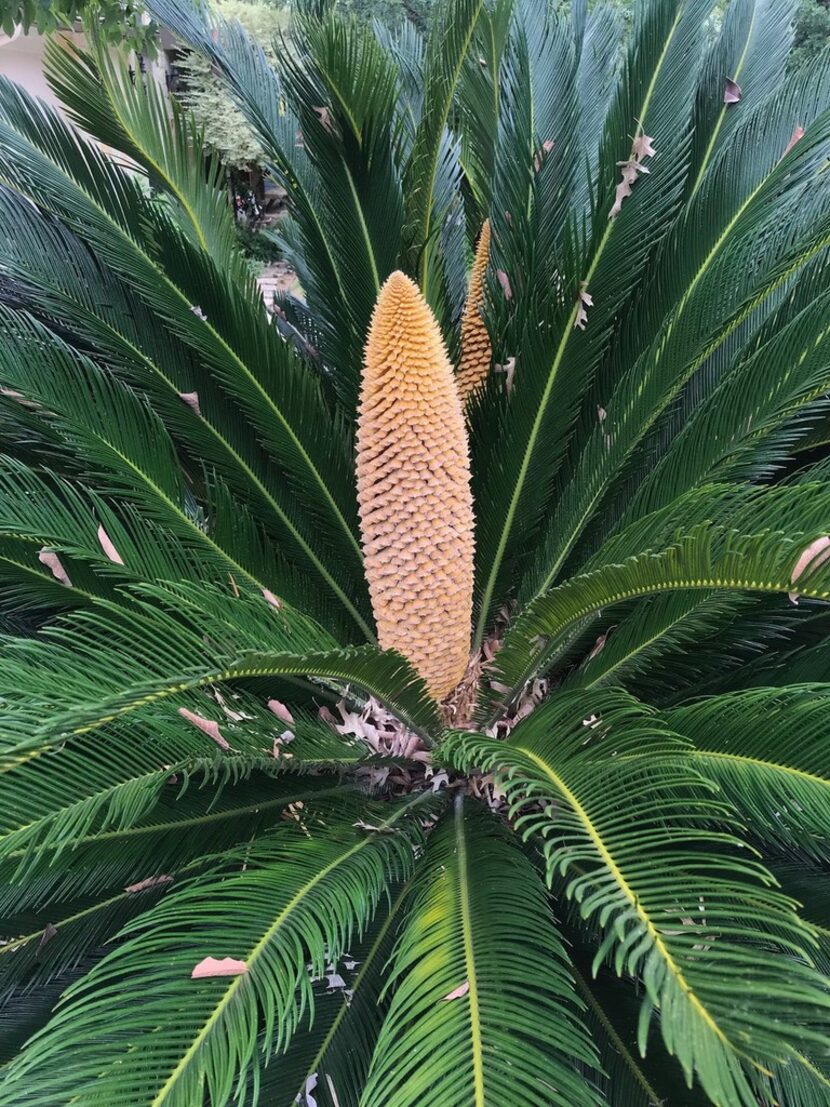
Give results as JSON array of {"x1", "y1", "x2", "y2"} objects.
[{"x1": 0, "y1": 27, "x2": 87, "y2": 114}]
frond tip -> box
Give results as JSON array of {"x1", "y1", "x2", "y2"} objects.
[
  {"x1": 456, "y1": 219, "x2": 492, "y2": 405},
  {"x1": 357, "y1": 271, "x2": 474, "y2": 699}
]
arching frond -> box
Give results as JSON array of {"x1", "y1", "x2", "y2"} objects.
[
  {"x1": 494, "y1": 496, "x2": 830, "y2": 709},
  {"x1": 44, "y1": 34, "x2": 241, "y2": 271},
  {"x1": 0, "y1": 798, "x2": 428, "y2": 1107},
  {"x1": 665, "y1": 685, "x2": 830, "y2": 858},
  {"x1": 362, "y1": 798, "x2": 601, "y2": 1107},
  {"x1": 0, "y1": 79, "x2": 371, "y2": 635},
  {"x1": 443, "y1": 693, "x2": 830, "y2": 1107},
  {"x1": 0, "y1": 583, "x2": 440, "y2": 754}
]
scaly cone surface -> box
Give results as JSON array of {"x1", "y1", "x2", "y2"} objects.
[
  {"x1": 357, "y1": 271, "x2": 475, "y2": 700},
  {"x1": 455, "y1": 219, "x2": 492, "y2": 406}
]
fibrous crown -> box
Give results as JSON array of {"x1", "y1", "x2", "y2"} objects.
[{"x1": 356, "y1": 271, "x2": 475, "y2": 700}]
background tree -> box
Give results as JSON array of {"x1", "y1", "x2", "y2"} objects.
[
  {"x1": 174, "y1": 0, "x2": 287, "y2": 170},
  {"x1": 792, "y1": 0, "x2": 830, "y2": 68},
  {"x1": 0, "y1": 0, "x2": 156, "y2": 51}
]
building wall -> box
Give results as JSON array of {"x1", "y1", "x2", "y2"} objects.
[{"x1": 0, "y1": 27, "x2": 88, "y2": 113}]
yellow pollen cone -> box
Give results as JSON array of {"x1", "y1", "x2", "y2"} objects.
[
  {"x1": 357, "y1": 271, "x2": 475, "y2": 699},
  {"x1": 456, "y1": 219, "x2": 492, "y2": 405}
]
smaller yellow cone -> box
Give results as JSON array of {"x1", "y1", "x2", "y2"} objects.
[
  {"x1": 357, "y1": 271, "x2": 475, "y2": 699},
  {"x1": 456, "y1": 219, "x2": 493, "y2": 406}
]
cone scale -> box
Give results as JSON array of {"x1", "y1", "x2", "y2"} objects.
[{"x1": 357, "y1": 271, "x2": 475, "y2": 699}]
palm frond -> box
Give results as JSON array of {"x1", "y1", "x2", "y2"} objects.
[
  {"x1": 443, "y1": 692, "x2": 830, "y2": 1107},
  {"x1": 472, "y1": 0, "x2": 714, "y2": 640},
  {"x1": 401, "y1": 0, "x2": 485, "y2": 300},
  {"x1": 279, "y1": 882, "x2": 409, "y2": 1107},
  {"x1": 44, "y1": 34, "x2": 241, "y2": 272},
  {"x1": 524, "y1": 47, "x2": 830, "y2": 600},
  {"x1": 0, "y1": 798, "x2": 428, "y2": 1107},
  {"x1": 665, "y1": 685, "x2": 830, "y2": 858},
  {"x1": 0, "y1": 777, "x2": 358, "y2": 912},
  {"x1": 362, "y1": 797, "x2": 601, "y2": 1107},
  {"x1": 687, "y1": 0, "x2": 796, "y2": 201},
  {"x1": 494, "y1": 490, "x2": 830, "y2": 709},
  {"x1": 0, "y1": 80, "x2": 371, "y2": 635}
]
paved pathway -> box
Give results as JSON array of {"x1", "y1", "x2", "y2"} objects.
[{"x1": 257, "y1": 261, "x2": 297, "y2": 310}]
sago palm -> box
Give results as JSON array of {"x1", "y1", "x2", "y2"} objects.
[{"x1": 1, "y1": 0, "x2": 830, "y2": 1102}]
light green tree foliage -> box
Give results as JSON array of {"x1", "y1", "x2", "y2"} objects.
[
  {"x1": 177, "y1": 0, "x2": 287, "y2": 168},
  {"x1": 792, "y1": 0, "x2": 830, "y2": 69},
  {"x1": 0, "y1": 0, "x2": 156, "y2": 51}
]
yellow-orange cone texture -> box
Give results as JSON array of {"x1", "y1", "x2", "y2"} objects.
[
  {"x1": 357, "y1": 271, "x2": 475, "y2": 700},
  {"x1": 455, "y1": 219, "x2": 492, "y2": 405}
]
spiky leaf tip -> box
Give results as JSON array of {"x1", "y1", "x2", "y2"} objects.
[
  {"x1": 456, "y1": 219, "x2": 492, "y2": 405},
  {"x1": 357, "y1": 271, "x2": 475, "y2": 699}
]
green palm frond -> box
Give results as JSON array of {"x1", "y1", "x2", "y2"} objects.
[
  {"x1": 2, "y1": 1, "x2": 830, "y2": 1102},
  {"x1": 0, "y1": 81, "x2": 371, "y2": 635},
  {"x1": 43, "y1": 34, "x2": 241, "y2": 271},
  {"x1": 472, "y1": 0, "x2": 716, "y2": 639},
  {"x1": 687, "y1": 0, "x2": 796, "y2": 200},
  {"x1": 362, "y1": 798, "x2": 601, "y2": 1107},
  {"x1": 0, "y1": 798, "x2": 428, "y2": 1107},
  {"x1": 665, "y1": 685, "x2": 830, "y2": 858},
  {"x1": 493, "y1": 493, "x2": 830, "y2": 708},
  {"x1": 280, "y1": 882, "x2": 409, "y2": 1107},
  {"x1": 0, "y1": 581, "x2": 438, "y2": 757},
  {"x1": 568, "y1": 952, "x2": 711, "y2": 1106},
  {"x1": 443, "y1": 693, "x2": 830, "y2": 1107},
  {"x1": 401, "y1": 0, "x2": 485, "y2": 298},
  {"x1": 0, "y1": 777, "x2": 357, "y2": 912}
]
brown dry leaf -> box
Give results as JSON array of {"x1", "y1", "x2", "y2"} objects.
[
  {"x1": 125, "y1": 874, "x2": 173, "y2": 894},
  {"x1": 191, "y1": 955, "x2": 247, "y2": 979},
  {"x1": 631, "y1": 133, "x2": 656, "y2": 160},
  {"x1": 597, "y1": 406, "x2": 607, "y2": 423},
  {"x1": 262, "y1": 588, "x2": 282, "y2": 610},
  {"x1": 783, "y1": 124, "x2": 805, "y2": 157},
  {"x1": 442, "y1": 980, "x2": 470, "y2": 1001},
  {"x1": 495, "y1": 356, "x2": 517, "y2": 394},
  {"x1": 267, "y1": 699, "x2": 295, "y2": 725},
  {"x1": 587, "y1": 630, "x2": 609, "y2": 661},
  {"x1": 178, "y1": 707, "x2": 230, "y2": 750},
  {"x1": 39, "y1": 922, "x2": 58, "y2": 950},
  {"x1": 179, "y1": 391, "x2": 201, "y2": 416},
  {"x1": 724, "y1": 78, "x2": 742, "y2": 104},
  {"x1": 533, "y1": 138, "x2": 555, "y2": 173},
  {"x1": 789, "y1": 535, "x2": 830, "y2": 603},
  {"x1": 608, "y1": 162, "x2": 638, "y2": 220},
  {"x1": 314, "y1": 106, "x2": 334, "y2": 132},
  {"x1": 38, "y1": 549, "x2": 72, "y2": 587},
  {"x1": 608, "y1": 130, "x2": 656, "y2": 220},
  {"x1": 97, "y1": 524, "x2": 124, "y2": 565},
  {"x1": 496, "y1": 269, "x2": 513, "y2": 300},
  {"x1": 574, "y1": 282, "x2": 594, "y2": 331}
]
